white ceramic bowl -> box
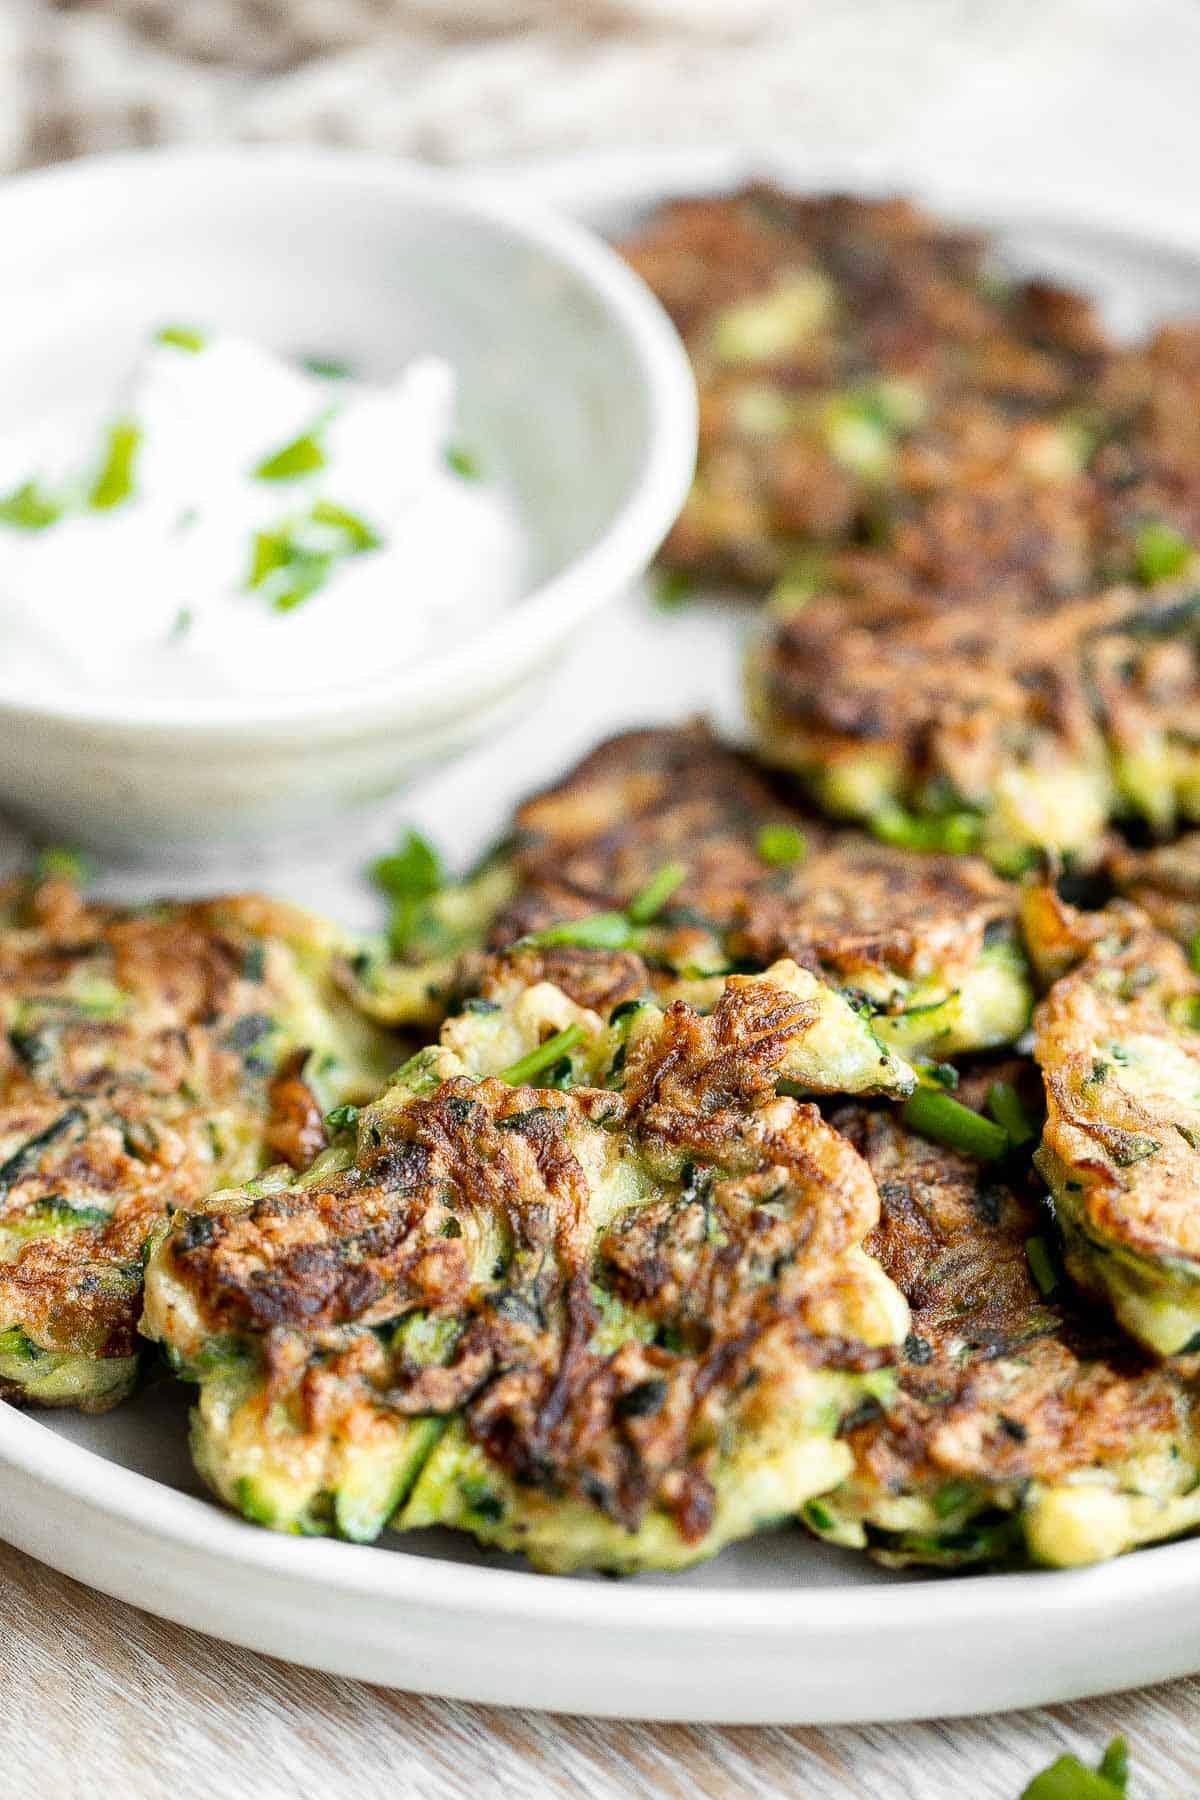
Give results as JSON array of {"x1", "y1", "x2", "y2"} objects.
[{"x1": 0, "y1": 148, "x2": 696, "y2": 852}]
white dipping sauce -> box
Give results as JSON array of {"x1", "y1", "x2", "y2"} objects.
[{"x1": 0, "y1": 333, "x2": 527, "y2": 700}]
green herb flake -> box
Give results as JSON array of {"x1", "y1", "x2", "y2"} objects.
[
  {"x1": 628, "y1": 861, "x2": 688, "y2": 925},
  {"x1": 0, "y1": 1326, "x2": 43, "y2": 1364},
  {"x1": 310, "y1": 498, "x2": 381, "y2": 553},
  {"x1": 458, "y1": 1476, "x2": 504, "y2": 1521},
  {"x1": 1025, "y1": 1234, "x2": 1063, "y2": 1301},
  {"x1": 1189, "y1": 930, "x2": 1200, "y2": 976},
  {"x1": 0, "y1": 479, "x2": 63, "y2": 531},
  {"x1": 445, "y1": 444, "x2": 481, "y2": 481},
  {"x1": 651, "y1": 569, "x2": 693, "y2": 611},
  {"x1": 303, "y1": 355, "x2": 353, "y2": 380},
  {"x1": 1019, "y1": 1735, "x2": 1129, "y2": 1800},
  {"x1": 254, "y1": 431, "x2": 326, "y2": 483},
  {"x1": 986, "y1": 1079, "x2": 1036, "y2": 1148},
  {"x1": 371, "y1": 830, "x2": 444, "y2": 903},
  {"x1": 524, "y1": 912, "x2": 635, "y2": 951},
  {"x1": 324, "y1": 1104, "x2": 359, "y2": 1136},
  {"x1": 1111, "y1": 1133, "x2": 1160, "y2": 1167},
  {"x1": 801, "y1": 1499, "x2": 834, "y2": 1532},
  {"x1": 89, "y1": 419, "x2": 141, "y2": 511},
  {"x1": 246, "y1": 525, "x2": 292, "y2": 591},
  {"x1": 757, "y1": 823, "x2": 807, "y2": 867},
  {"x1": 900, "y1": 1088, "x2": 1008, "y2": 1161},
  {"x1": 1133, "y1": 517, "x2": 1193, "y2": 585},
  {"x1": 499, "y1": 1024, "x2": 583, "y2": 1087},
  {"x1": 272, "y1": 550, "x2": 333, "y2": 612},
  {"x1": 34, "y1": 845, "x2": 94, "y2": 886},
  {"x1": 370, "y1": 829, "x2": 445, "y2": 958},
  {"x1": 914, "y1": 1060, "x2": 959, "y2": 1090},
  {"x1": 932, "y1": 1479, "x2": 976, "y2": 1519},
  {"x1": 872, "y1": 803, "x2": 981, "y2": 855},
  {"x1": 155, "y1": 323, "x2": 207, "y2": 352}
]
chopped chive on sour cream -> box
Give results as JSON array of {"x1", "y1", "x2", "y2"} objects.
[{"x1": 0, "y1": 330, "x2": 526, "y2": 700}]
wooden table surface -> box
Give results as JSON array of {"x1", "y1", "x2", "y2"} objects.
[{"x1": 2, "y1": 1539, "x2": 1197, "y2": 1799}]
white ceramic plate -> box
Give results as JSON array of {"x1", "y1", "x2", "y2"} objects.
[{"x1": 5, "y1": 149, "x2": 1200, "y2": 1724}]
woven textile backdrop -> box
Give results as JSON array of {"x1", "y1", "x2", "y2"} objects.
[{"x1": 1, "y1": 0, "x2": 1198, "y2": 210}]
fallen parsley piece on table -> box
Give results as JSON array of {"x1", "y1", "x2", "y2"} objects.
[{"x1": 1018, "y1": 1735, "x2": 1129, "y2": 1799}]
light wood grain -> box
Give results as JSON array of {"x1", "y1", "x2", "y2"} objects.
[{"x1": 2, "y1": 1540, "x2": 1198, "y2": 1800}]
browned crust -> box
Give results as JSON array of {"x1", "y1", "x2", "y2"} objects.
[
  {"x1": 1031, "y1": 910, "x2": 1200, "y2": 1266},
  {"x1": 0, "y1": 881, "x2": 336, "y2": 1374},
  {"x1": 833, "y1": 1072, "x2": 1192, "y2": 1497},
  {"x1": 161, "y1": 974, "x2": 887, "y2": 1541},
  {"x1": 618, "y1": 187, "x2": 1110, "y2": 594},
  {"x1": 486, "y1": 724, "x2": 1016, "y2": 998}
]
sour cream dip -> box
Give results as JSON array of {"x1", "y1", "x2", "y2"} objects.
[{"x1": 0, "y1": 330, "x2": 527, "y2": 701}]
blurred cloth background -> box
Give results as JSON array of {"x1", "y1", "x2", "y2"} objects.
[{"x1": 1, "y1": 0, "x2": 1199, "y2": 214}]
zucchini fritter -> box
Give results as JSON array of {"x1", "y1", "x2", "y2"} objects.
[
  {"x1": 350, "y1": 726, "x2": 1032, "y2": 1064},
  {"x1": 618, "y1": 187, "x2": 1108, "y2": 594},
  {"x1": 143, "y1": 967, "x2": 912, "y2": 1571},
  {"x1": 0, "y1": 877, "x2": 392, "y2": 1411},
  {"x1": 810, "y1": 1073, "x2": 1200, "y2": 1569},
  {"x1": 622, "y1": 186, "x2": 1200, "y2": 870},
  {"x1": 748, "y1": 582, "x2": 1200, "y2": 871},
  {"x1": 1025, "y1": 890, "x2": 1200, "y2": 1356}
]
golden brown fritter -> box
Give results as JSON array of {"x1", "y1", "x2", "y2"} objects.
[
  {"x1": 812, "y1": 1068, "x2": 1200, "y2": 1568},
  {"x1": 749, "y1": 581, "x2": 1200, "y2": 868},
  {"x1": 0, "y1": 876, "x2": 392, "y2": 1410},
  {"x1": 618, "y1": 187, "x2": 1109, "y2": 594},
  {"x1": 1026, "y1": 890, "x2": 1200, "y2": 1356},
  {"x1": 349, "y1": 726, "x2": 1032, "y2": 1062},
  {"x1": 620, "y1": 185, "x2": 1200, "y2": 868},
  {"x1": 143, "y1": 968, "x2": 910, "y2": 1569}
]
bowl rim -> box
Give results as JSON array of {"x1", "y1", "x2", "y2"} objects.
[{"x1": 0, "y1": 145, "x2": 698, "y2": 734}]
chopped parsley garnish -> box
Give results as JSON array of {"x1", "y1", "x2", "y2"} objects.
[
  {"x1": 370, "y1": 828, "x2": 445, "y2": 958},
  {"x1": 271, "y1": 550, "x2": 334, "y2": 614},
  {"x1": 444, "y1": 444, "x2": 481, "y2": 481},
  {"x1": 1189, "y1": 930, "x2": 1200, "y2": 976},
  {"x1": 871, "y1": 803, "x2": 981, "y2": 855},
  {"x1": 757, "y1": 822, "x2": 807, "y2": 867},
  {"x1": 498, "y1": 1023, "x2": 583, "y2": 1087},
  {"x1": 1019, "y1": 1735, "x2": 1128, "y2": 1799},
  {"x1": 932, "y1": 1479, "x2": 976, "y2": 1519},
  {"x1": 310, "y1": 499, "x2": 380, "y2": 552},
  {"x1": 651, "y1": 570, "x2": 693, "y2": 610},
  {"x1": 522, "y1": 864, "x2": 688, "y2": 952},
  {"x1": 986, "y1": 1079, "x2": 1036, "y2": 1147},
  {"x1": 170, "y1": 607, "x2": 194, "y2": 640},
  {"x1": 254, "y1": 431, "x2": 327, "y2": 483},
  {"x1": 155, "y1": 323, "x2": 207, "y2": 352},
  {"x1": 900, "y1": 1088, "x2": 1008, "y2": 1161},
  {"x1": 1133, "y1": 517, "x2": 1192, "y2": 585},
  {"x1": 371, "y1": 829, "x2": 443, "y2": 903},
  {"x1": 89, "y1": 420, "x2": 140, "y2": 510},
  {"x1": 914, "y1": 1059, "x2": 958, "y2": 1090},
  {"x1": 523, "y1": 912, "x2": 635, "y2": 951},
  {"x1": 303, "y1": 355, "x2": 353, "y2": 380},
  {"x1": 34, "y1": 845, "x2": 93, "y2": 886},
  {"x1": 246, "y1": 499, "x2": 381, "y2": 612},
  {"x1": 324, "y1": 1104, "x2": 359, "y2": 1136},
  {"x1": 627, "y1": 861, "x2": 687, "y2": 925},
  {"x1": 1025, "y1": 1234, "x2": 1063, "y2": 1300},
  {"x1": 0, "y1": 479, "x2": 62, "y2": 531}
]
